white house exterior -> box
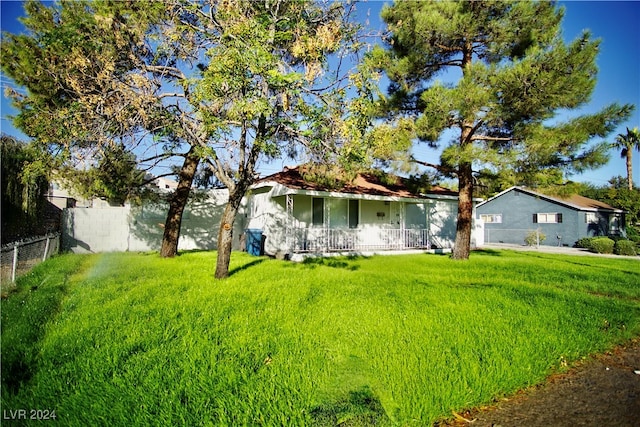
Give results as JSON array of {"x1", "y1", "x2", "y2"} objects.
[
  {"x1": 243, "y1": 167, "x2": 483, "y2": 257},
  {"x1": 60, "y1": 167, "x2": 484, "y2": 257}
]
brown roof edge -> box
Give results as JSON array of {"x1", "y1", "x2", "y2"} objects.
[
  {"x1": 257, "y1": 166, "x2": 458, "y2": 199},
  {"x1": 515, "y1": 187, "x2": 623, "y2": 212}
]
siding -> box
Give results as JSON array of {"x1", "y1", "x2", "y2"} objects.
[{"x1": 477, "y1": 189, "x2": 581, "y2": 246}]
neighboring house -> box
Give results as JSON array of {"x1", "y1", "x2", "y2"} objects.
[
  {"x1": 154, "y1": 176, "x2": 179, "y2": 192},
  {"x1": 244, "y1": 166, "x2": 483, "y2": 257},
  {"x1": 476, "y1": 186, "x2": 625, "y2": 247}
]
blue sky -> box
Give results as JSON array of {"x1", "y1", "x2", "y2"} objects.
[{"x1": 1, "y1": 0, "x2": 639, "y2": 186}]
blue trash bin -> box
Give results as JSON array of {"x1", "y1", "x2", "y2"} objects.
[{"x1": 246, "y1": 229, "x2": 263, "y2": 256}]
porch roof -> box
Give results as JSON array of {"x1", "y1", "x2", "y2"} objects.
[{"x1": 254, "y1": 166, "x2": 459, "y2": 202}]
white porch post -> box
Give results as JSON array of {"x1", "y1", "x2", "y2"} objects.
[
  {"x1": 325, "y1": 198, "x2": 330, "y2": 251},
  {"x1": 286, "y1": 194, "x2": 294, "y2": 251},
  {"x1": 426, "y1": 201, "x2": 432, "y2": 249}
]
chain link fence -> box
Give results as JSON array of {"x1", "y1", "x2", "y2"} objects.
[
  {"x1": 1, "y1": 233, "x2": 60, "y2": 294},
  {"x1": 484, "y1": 228, "x2": 565, "y2": 247}
]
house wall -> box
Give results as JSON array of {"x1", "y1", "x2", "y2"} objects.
[
  {"x1": 428, "y1": 199, "x2": 460, "y2": 249},
  {"x1": 244, "y1": 191, "x2": 478, "y2": 253},
  {"x1": 477, "y1": 189, "x2": 586, "y2": 246},
  {"x1": 405, "y1": 203, "x2": 427, "y2": 228},
  {"x1": 360, "y1": 200, "x2": 392, "y2": 228},
  {"x1": 62, "y1": 190, "x2": 243, "y2": 253}
]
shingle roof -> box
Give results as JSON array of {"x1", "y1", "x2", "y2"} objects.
[
  {"x1": 257, "y1": 166, "x2": 458, "y2": 199},
  {"x1": 560, "y1": 193, "x2": 620, "y2": 211},
  {"x1": 478, "y1": 186, "x2": 623, "y2": 212}
]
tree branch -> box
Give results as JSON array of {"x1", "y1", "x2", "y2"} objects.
[
  {"x1": 143, "y1": 65, "x2": 186, "y2": 80},
  {"x1": 470, "y1": 135, "x2": 514, "y2": 142},
  {"x1": 139, "y1": 172, "x2": 178, "y2": 187},
  {"x1": 411, "y1": 157, "x2": 458, "y2": 176}
]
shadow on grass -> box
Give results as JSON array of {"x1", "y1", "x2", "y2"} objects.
[
  {"x1": 472, "y1": 249, "x2": 509, "y2": 257},
  {"x1": 228, "y1": 258, "x2": 266, "y2": 277},
  {"x1": 311, "y1": 386, "x2": 390, "y2": 427},
  {"x1": 301, "y1": 256, "x2": 362, "y2": 271},
  {"x1": 1, "y1": 257, "x2": 86, "y2": 395}
]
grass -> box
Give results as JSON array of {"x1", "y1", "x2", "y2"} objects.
[{"x1": 2, "y1": 249, "x2": 640, "y2": 426}]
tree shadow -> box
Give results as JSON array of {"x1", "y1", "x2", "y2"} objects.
[
  {"x1": 300, "y1": 256, "x2": 361, "y2": 271},
  {"x1": 472, "y1": 249, "x2": 507, "y2": 257},
  {"x1": 310, "y1": 386, "x2": 389, "y2": 426},
  {"x1": 228, "y1": 258, "x2": 266, "y2": 277}
]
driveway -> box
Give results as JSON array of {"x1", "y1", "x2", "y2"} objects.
[{"x1": 478, "y1": 243, "x2": 640, "y2": 259}]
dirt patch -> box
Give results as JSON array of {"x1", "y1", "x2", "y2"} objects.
[{"x1": 438, "y1": 338, "x2": 640, "y2": 427}]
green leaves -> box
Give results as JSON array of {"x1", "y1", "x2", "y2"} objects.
[{"x1": 373, "y1": 0, "x2": 634, "y2": 183}]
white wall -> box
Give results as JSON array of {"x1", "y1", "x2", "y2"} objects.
[{"x1": 61, "y1": 190, "x2": 245, "y2": 253}]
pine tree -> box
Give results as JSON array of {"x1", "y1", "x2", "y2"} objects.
[{"x1": 370, "y1": 0, "x2": 633, "y2": 259}]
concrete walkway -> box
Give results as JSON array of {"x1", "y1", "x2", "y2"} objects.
[{"x1": 478, "y1": 243, "x2": 640, "y2": 260}]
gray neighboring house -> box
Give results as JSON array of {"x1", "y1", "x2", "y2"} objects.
[{"x1": 477, "y1": 186, "x2": 625, "y2": 247}]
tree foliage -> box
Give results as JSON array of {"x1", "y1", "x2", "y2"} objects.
[
  {"x1": 61, "y1": 144, "x2": 145, "y2": 206},
  {"x1": 2, "y1": 0, "x2": 363, "y2": 278},
  {"x1": 367, "y1": 0, "x2": 634, "y2": 259},
  {"x1": 611, "y1": 127, "x2": 640, "y2": 190},
  {"x1": 1, "y1": 134, "x2": 50, "y2": 242},
  {"x1": 581, "y1": 177, "x2": 640, "y2": 227}
]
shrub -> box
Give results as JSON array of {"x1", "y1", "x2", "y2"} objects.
[
  {"x1": 614, "y1": 240, "x2": 637, "y2": 256},
  {"x1": 524, "y1": 229, "x2": 546, "y2": 246},
  {"x1": 589, "y1": 237, "x2": 615, "y2": 254},
  {"x1": 575, "y1": 237, "x2": 595, "y2": 249}
]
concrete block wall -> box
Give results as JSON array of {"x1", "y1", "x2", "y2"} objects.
[{"x1": 62, "y1": 190, "x2": 245, "y2": 253}]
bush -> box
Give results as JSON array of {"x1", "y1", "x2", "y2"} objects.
[
  {"x1": 589, "y1": 237, "x2": 615, "y2": 254},
  {"x1": 524, "y1": 229, "x2": 546, "y2": 246},
  {"x1": 575, "y1": 237, "x2": 595, "y2": 249},
  {"x1": 614, "y1": 240, "x2": 637, "y2": 256}
]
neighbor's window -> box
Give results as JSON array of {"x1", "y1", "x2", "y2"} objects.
[
  {"x1": 585, "y1": 212, "x2": 597, "y2": 223},
  {"x1": 312, "y1": 198, "x2": 324, "y2": 226},
  {"x1": 533, "y1": 213, "x2": 562, "y2": 223},
  {"x1": 480, "y1": 214, "x2": 502, "y2": 223},
  {"x1": 610, "y1": 214, "x2": 621, "y2": 232}
]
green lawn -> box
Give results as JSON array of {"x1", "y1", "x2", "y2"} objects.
[{"x1": 2, "y1": 250, "x2": 639, "y2": 426}]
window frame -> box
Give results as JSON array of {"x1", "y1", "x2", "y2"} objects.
[
  {"x1": 533, "y1": 213, "x2": 562, "y2": 224},
  {"x1": 312, "y1": 197, "x2": 324, "y2": 227},
  {"x1": 480, "y1": 213, "x2": 502, "y2": 224}
]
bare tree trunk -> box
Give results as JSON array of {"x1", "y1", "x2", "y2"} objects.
[
  {"x1": 214, "y1": 191, "x2": 244, "y2": 279},
  {"x1": 452, "y1": 161, "x2": 473, "y2": 260},
  {"x1": 160, "y1": 150, "x2": 199, "y2": 258}
]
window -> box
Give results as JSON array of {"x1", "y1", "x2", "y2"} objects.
[
  {"x1": 328, "y1": 199, "x2": 348, "y2": 227},
  {"x1": 480, "y1": 214, "x2": 502, "y2": 224},
  {"x1": 533, "y1": 213, "x2": 562, "y2": 223},
  {"x1": 585, "y1": 212, "x2": 597, "y2": 223},
  {"x1": 349, "y1": 199, "x2": 359, "y2": 228},
  {"x1": 312, "y1": 198, "x2": 324, "y2": 226},
  {"x1": 610, "y1": 214, "x2": 621, "y2": 232}
]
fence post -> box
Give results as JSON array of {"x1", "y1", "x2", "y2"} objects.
[
  {"x1": 12, "y1": 244, "x2": 19, "y2": 282},
  {"x1": 43, "y1": 236, "x2": 51, "y2": 262}
]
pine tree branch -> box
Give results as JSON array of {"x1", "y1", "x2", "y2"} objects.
[{"x1": 410, "y1": 157, "x2": 457, "y2": 176}]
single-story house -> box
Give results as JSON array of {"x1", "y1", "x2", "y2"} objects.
[
  {"x1": 243, "y1": 166, "x2": 483, "y2": 258},
  {"x1": 476, "y1": 186, "x2": 625, "y2": 247}
]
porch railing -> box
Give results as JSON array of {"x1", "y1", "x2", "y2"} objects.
[{"x1": 290, "y1": 228, "x2": 430, "y2": 253}]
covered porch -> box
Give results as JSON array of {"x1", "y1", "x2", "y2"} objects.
[
  {"x1": 245, "y1": 167, "x2": 463, "y2": 257},
  {"x1": 289, "y1": 227, "x2": 431, "y2": 253},
  {"x1": 271, "y1": 191, "x2": 456, "y2": 255}
]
